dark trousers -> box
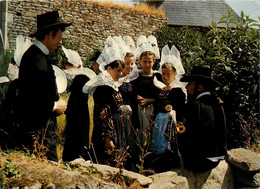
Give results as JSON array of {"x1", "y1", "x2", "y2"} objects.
[{"x1": 14, "y1": 117, "x2": 58, "y2": 162}]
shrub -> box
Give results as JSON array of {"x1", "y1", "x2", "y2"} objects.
[
  {"x1": 0, "y1": 50, "x2": 12, "y2": 77},
  {"x1": 0, "y1": 50, "x2": 12, "y2": 100}
]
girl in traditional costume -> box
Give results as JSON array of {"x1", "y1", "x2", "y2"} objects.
[
  {"x1": 82, "y1": 36, "x2": 127, "y2": 165},
  {"x1": 149, "y1": 45, "x2": 186, "y2": 171}
]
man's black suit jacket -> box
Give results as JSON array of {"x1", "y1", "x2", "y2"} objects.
[
  {"x1": 178, "y1": 94, "x2": 226, "y2": 171},
  {"x1": 17, "y1": 44, "x2": 59, "y2": 131}
]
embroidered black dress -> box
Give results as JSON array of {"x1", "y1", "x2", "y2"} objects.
[{"x1": 92, "y1": 85, "x2": 126, "y2": 164}]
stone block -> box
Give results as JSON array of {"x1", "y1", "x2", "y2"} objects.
[
  {"x1": 226, "y1": 148, "x2": 260, "y2": 171},
  {"x1": 234, "y1": 168, "x2": 260, "y2": 188}
]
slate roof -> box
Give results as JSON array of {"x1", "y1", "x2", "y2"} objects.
[{"x1": 146, "y1": 0, "x2": 240, "y2": 27}]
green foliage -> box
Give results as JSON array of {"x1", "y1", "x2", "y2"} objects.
[
  {"x1": 0, "y1": 50, "x2": 12, "y2": 101},
  {"x1": 0, "y1": 50, "x2": 12, "y2": 77},
  {"x1": 154, "y1": 10, "x2": 260, "y2": 150},
  {"x1": 48, "y1": 40, "x2": 94, "y2": 70},
  {"x1": 64, "y1": 163, "x2": 98, "y2": 174},
  {"x1": 0, "y1": 170, "x2": 6, "y2": 188},
  {"x1": 0, "y1": 159, "x2": 20, "y2": 187},
  {"x1": 1, "y1": 159, "x2": 20, "y2": 177},
  {"x1": 48, "y1": 39, "x2": 79, "y2": 69}
]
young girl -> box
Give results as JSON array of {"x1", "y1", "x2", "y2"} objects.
[
  {"x1": 119, "y1": 52, "x2": 136, "y2": 169},
  {"x1": 83, "y1": 59, "x2": 126, "y2": 165},
  {"x1": 119, "y1": 52, "x2": 135, "y2": 106},
  {"x1": 149, "y1": 63, "x2": 186, "y2": 172},
  {"x1": 131, "y1": 51, "x2": 162, "y2": 145},
  {"x1": 151, "y1": 63, "x2": 186, "y2": 154}
]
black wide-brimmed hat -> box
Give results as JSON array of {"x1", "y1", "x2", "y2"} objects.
[
  {"x1": 180, "y1": 66, "x2": 221, "y2": 86},
  {"x1": 30, "y1": 10, "x2": 71, "y2": 37}
]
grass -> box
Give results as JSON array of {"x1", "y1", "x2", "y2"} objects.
[
  {"x1": 0, "y1": 150, "x2": 143, "y2": 188},
  {"x1": 0, "y1": 151, "x2": 104, "y2": 188},
  {"x1": 68, "y1": 0, "x2": 166, "y2": 17},
  {"x1": 56, "y1": 92, "x2": 70, "y2": 162}
]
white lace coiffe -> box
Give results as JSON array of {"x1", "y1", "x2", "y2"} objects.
[{"x1": 82, "y1": 70, "x2": 124, "y2": 93}]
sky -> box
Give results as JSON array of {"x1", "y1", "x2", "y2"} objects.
[{"x1": 225, "y1": 0, "x2": 260, "y2": 21}]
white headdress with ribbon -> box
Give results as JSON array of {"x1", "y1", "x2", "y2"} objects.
[
  {"x1": 62, "y1": 46, "x2": 83, "y2": 68},
  {"x1": 159, "y1": 44, "x2": 185, "y2": 76},
  {"x1": 63, "y1": 67, "x2": 96, "y2": 81},
  {"x1": 156, "y1": 44, "x2": 187, "y2": 95},
  {"x1": 136, "y1": 35, "x2": 148, "y2": 60},
  {"x1": 123, "y1": 35, "x2": 137, "y2": 59},
  {"x1": 112, "y1": 35, "x2": 131, "y2": 60},
  {"x1": 97, "y1": 36, "x2": 123, "y2": 72},
  {"x1": 136, "y1": 35, "x2": 160, "y2": 60},
  {"x1": 8, "y1": 35, "x2": 32, "y2": 81},
  {"x1": 52, "y1": 65, "x2": 67, "y2": 93},
  {"x1": 147, "y1": 35, "x2": 160, "y2": 59},
  {"x1": 14, "y1": 35, "x2": 32, "y2": 67}
]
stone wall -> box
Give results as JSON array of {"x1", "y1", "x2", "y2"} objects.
[{"x1": 7, "y1": 0, "x2": 167, "y2": 60}]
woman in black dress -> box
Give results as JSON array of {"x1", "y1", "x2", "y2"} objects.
[
  {"x1": 84, "y1": 60, "x2": 126, "y2": 165},
  {"x1": 63, "y1": 74, "x2": 90, "y2": 161}
]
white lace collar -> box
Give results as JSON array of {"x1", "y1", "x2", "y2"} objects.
[
  {"x1": 82, "y1": 70, "x2": 123, "y2": 93},
  {"x1": 119, "y1": 75, "x2": 131, "y2": 83},
  {"x1": 153, "y1": 76, "x2": 187, "y2": 96}
]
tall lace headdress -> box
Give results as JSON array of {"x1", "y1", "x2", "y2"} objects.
[
  {"x1": 136, "y1": 35, "x2": 160, "y2": 60},
  {"x1": 97, "y1": 36, "x2": 123, "y2": 72},
  {"x1": 8, "y1": 35, "x2": 32, "y2": 80},
  {"x1": 154, "y1": 44, "x2": 187, "y2": 95},
  {"x1": 147, "y1": 35, "x2": 160, "y2": 60},
  {"x1": 14, "y1": 35, "x2": 33, "y2": 67},
  {"x1": 123, "y1": 35, "x2": 137, "y2": 59}
]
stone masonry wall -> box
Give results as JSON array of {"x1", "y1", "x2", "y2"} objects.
[{"x1": 7, "y1": 0, "x2": 167, "y2": 60}]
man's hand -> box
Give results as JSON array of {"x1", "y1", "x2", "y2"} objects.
[{"x1": 55, "y1": 99, "x2": 67, "y2": 114}]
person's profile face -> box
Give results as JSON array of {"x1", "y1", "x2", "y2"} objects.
[
  {"x1": 48, "y1": 29, "x2": 63, "y2": 51},
  {"x1": 186, "y1": 81, "x2": 196, "y2": 95},
  {"x1": 107, "y1": 64, "x2": 123, "y2": 81},
  {"x1": 123, "y1": 56, "x2": 135, "y2": 75}
]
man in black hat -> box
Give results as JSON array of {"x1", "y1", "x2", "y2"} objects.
[
  {"x1": 179, "y1": 66, "x2": 226, "y2": 172},
  {"x1": 16, "y1": 10, "x2": 71, "y2": 161}
]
